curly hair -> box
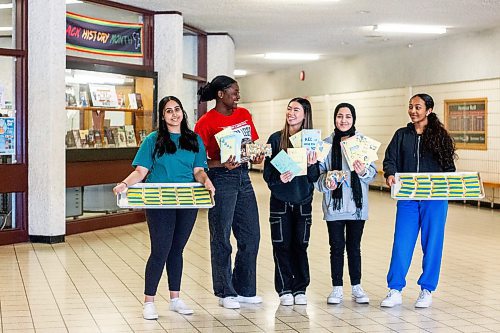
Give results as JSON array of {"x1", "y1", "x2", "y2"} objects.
[{"x1": 414, "y1": 94, "x2": 457, "y2": 169}]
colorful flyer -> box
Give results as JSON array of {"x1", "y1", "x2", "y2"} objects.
[{"x1": 0, "y1": 117, "x2": 15, "y2": 155}]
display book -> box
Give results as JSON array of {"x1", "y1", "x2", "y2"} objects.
[
  {"x1": 65, "y1": 125, "x2": 147, "y2": 149},
  {"x1": 214, "y1": 127, "x2": 272, "y2": 163},
  {"x1": 340, "y1": 134, "x2": 381, "y2": 171},
  {"x1": 117, "y1": 182, "x2": 214, "y2": 209},
  {"x1": 391, "y1": 172, "x2": 485, "y2": 200}
]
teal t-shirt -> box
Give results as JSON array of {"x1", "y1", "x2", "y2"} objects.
[{"x1": 132, "y1": 131, "x2": 208, "y2": 183}]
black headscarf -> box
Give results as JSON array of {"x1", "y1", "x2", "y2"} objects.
[{"x1": 330, "y1": 103, "x2": 363, "y2": 215}]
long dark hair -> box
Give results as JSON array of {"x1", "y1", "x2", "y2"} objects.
[
  {"x1": 153, "y1": 96, "x2": 199, "y2": 159},
  {"x1": 197, "y1": 75, "x2": 237, "y2": 102},
  {"x1": 413, "y1": 93, "x2": 457, "y2": 168},
  {"x1": 330, "y1": 102, "x2": 362, "y2": 215},
  {"x1": 280, "y1": 97, "x2": 313, "y2": 151}
]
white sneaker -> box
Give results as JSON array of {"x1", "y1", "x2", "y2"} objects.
[
  {"x1": 380, "y1": 289, "x2": 402, "y2": 307},
  {"x1": 415, "y1": 289, "x2": 432, "y2": 308},
  {"x1": 279, "y1": 293, "x2": 294, "y2": 306},
  {"x1": 143, "y1": 302, "x2": 158, "y2": 320},
  {"x1": 351, "y1": 284, "x2": 370, "y2": 304},
  {"x1": 327, "y1": 286, "x2": 343, "y2": 304},
  {"x1": 169, "y1": 298, "x2": 194, "y2": 315},
  {"x1": 294, "y1": 294, "x2": 307, "y2": 305},
  {"x1": 219, "y1": 296, "x2": 241, "y2": 309},
  {"x1": 235, "y1": 295, "x2": 263, "y2": 304}
]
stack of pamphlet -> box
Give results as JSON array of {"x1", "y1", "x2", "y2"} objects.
[{"x1": 340, "y1": 134, "x2": 380, "y2": 171}]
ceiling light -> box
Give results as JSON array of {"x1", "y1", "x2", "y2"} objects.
[
  {"x1": 0, "y1": 4, "x2": 12, "y2": 9},
  {"x1": 0, "y1": 27, "x2": 12, "y2": 32},
  {"x1": 233, "y1": 69, "x2": 247, "y2": 77},
  {"x1": 264, "y1": 53, "x2": 320, "y2": 61},
  {"x1": 66, "y1": 0, "x2": 83, "y2": 4},
  {"x1": 374, "y1": 24, "x2": 446, "y2": 34}
]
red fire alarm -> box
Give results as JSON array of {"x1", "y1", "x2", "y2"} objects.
[{"x1": 299, "y1": 70, "x2": 305, "y2": 81}]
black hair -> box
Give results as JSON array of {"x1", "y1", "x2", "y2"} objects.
[
  {"x1": 153, "y1": 96, "x2": 199, "y2": 159},
  {"x1": 197, "y1": 75, "x2": 237, "y2": 102},
  {"x1": 330, "y1": 102, "x2": 362, "y2": 215},
  {"x1": 412, "y1": 93, "x2": 457, "y2": 169},
  {"x1": 280, "y1": 97, "x2": 313, "y2": 151}
]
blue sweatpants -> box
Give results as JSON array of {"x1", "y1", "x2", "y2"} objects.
[{"x1": 387, "y1": 200, "x2": 448, "y2": 292}]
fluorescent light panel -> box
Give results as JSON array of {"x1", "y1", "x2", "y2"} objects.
[
  {"x1": 264, "y1": 53, "x2": 319, "y2": 61},
  {"x1": 0, "y1": 0, "x2": 81, "y2": 9},
  {"x1": 0, "y1": 27, "x2": 12, "y2": 31},
  {"x1": 233, "y1": 69, "x2": 247, "y2": 76},
  {"x1": 374, "y1": 24, "x2": 446, "y2": 34}
]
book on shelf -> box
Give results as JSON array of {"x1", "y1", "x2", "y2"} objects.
[
  {"x1": 138, "y1": 129, "x2": 147, "y2": 144},
  {"x1": 79, "y1": 129, "x2": 89, "y2": 148},
  {"x1": 128, "y1": 93, "x2": 138, "y2": 109},
  {"x1": 72, "y1": 129, "x2": 82, "y2": 148},
  {"x1": 124, "y1": 125, "x2": 137, "y2": 147},
  {"x1": 87, "y1": 129, "x2": 96, "y2": 147},
  {"x1": 135, "y1": 93, "x2": 144, "y2": 109},
  {"x1": 116, "y1": 127, "x2": 128, "y2": 147},
  {"x1": 340, "y1": 134, "x2": 380, "y2": 171},
  {"x1": 104, "y1": 128, "x2": 116, "y2": 147},
  {"x1": 93, "y1": 130, "x2": 102, "y2": 148},
  {"x1": 89, "y1": 84, "x2": 119, "y2": 107},
  {"x1": 65, "y1": 130, "x2": 77, "y2": 149}
]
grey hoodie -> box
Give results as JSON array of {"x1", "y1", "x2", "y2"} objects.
[{"x1": 314, "y1": 133, "x2": 377, "y2": 221}]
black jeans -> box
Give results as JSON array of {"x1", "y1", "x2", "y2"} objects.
[
  {"x1": 144, "y1": 208, "x2": 198, "y2": 296},
  {"x1": 207, "y1": 166, "x2": 260, "y2": 298},
  {"x1": 269, "y1": 196, "x2": 312, "y2": 296},
  {"x1": 327, "y1": 219, "x2": 365, "y2": 286}
]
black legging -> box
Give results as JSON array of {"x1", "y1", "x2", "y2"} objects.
[{"x1": 144, "y1": 208, "x2": 198, "y2": 296}]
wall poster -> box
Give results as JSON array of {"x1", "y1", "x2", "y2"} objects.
[{"x1": 444, "y1": 98, "x2": 487, "y2": 150}]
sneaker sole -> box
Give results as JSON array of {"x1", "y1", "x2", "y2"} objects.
[
  {"x1": 415, "y1": 303, "x2": 431, "y2": 308},
  {"x1": 327, "y1": 299, "x2": 342, "y2": 304},
  {"x1": 280, "y1": 301, "x2": 294, "y2": 306},
  {"x1": 352, "y1": 296, "x2": 369, "y2": 304},
  {"x1": 143, "y1": 314, "x2": 158, "y2": 320}
]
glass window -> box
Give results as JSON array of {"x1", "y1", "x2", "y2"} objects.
[
  {"x1": 0, "y1": 56, "x2": 16, "y2": 164},
  {"x1": 182, "y1": 79, "x2": 199, "y2": 128},
  {"x1": 0, "y1": 0, "x2": 15, "y2": 49},
  {"x1": 183, "y1": 29, "x2": 198, "y2": 76},
  {"x1": 0, "y1": 192, "x2": 16, "y2": 230}
]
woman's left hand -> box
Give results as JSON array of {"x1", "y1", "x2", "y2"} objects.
[
  {"x1": 204, "y1": 179, "x2": 216, "y2": 196},
  {"x1": 353, "y1": 160, "x2": 366, "y2": 176},
  {"x1": 307, "y1": 150, "x2": 318, "y2": 166},
  {"x1": 250, "y1": 153, "x2": 265, "y2": 165}
]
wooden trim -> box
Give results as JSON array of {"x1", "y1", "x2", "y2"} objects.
[
  {"x1": 66, "y1": 56, "x2": 154, "y2": 74},
  {"x1": 0, "y1": 229, "x2": 29, "y2": 246},
  {"x1": 155, "y1": 11, "x2": 182, "y2": 16},
  {"x1": 0, "y1": 48, "x2": 25, "y2": 57},
  {"x1": 66, "y1": 211, "x2": 145, "y2": 235},
  {"x1": 82, "y1": 0, "x2": 155, "y2": 15},
  {"x1": 198, "y1": 33, "x2": 207, "y2": 79},
  {"x1": 143, "y1": 14, "x2": 154, "y2": 68},
  {"x1": 183, "y1": 73, "x2": 206, "y2": 82},
  {"x1": 184, "y1": 23, "x2": 207, "y2": 36},
  {"x1": 0, "y1": 165, "x2": 27, "y2": 193},
  {"x1": 67, "y1": 160, "x2": 135, "y2": 187}
]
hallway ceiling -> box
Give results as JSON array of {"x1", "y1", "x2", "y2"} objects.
[{"x1": 119, "y1": 0, "x2": 500, "y2": 76}]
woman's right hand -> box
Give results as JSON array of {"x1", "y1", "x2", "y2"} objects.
[
  {"x1": 386, "y1": 175, "x2": 396, "y2": 187},
  {"x1": 280, "y1": 171, "x2": 294, "y2": 183}
]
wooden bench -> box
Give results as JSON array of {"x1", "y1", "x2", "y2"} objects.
[{"x1": 482, "y1": 182, "x2": 500, "y2": 208}]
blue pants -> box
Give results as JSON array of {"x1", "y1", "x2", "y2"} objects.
[
  {"x1": 207, "y1": 166, "x2": 260, "y2": 298},
  {"x1": 387, "y1": 200, "x2": 448, "y2": 292}
]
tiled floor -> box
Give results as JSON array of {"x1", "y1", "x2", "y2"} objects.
[{"x1": 1, "y1": 173, "x2": 500, "y2": 332}]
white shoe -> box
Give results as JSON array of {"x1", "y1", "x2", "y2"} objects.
[
  {"x1": 143, "y1": 302, "x2": 158, "y2": 320},
  {"x1": 169, "y1": 298, "x2": 194, "y2": 315},
  {"x1": 327, "y1": 286, "x2": 343, "y2": 304},
  {"x1": 380, "y1": 289, "x2": 402, "y2": 307},
  {"x1": 415, "y1": 289, "x2": 432, "y2": 308},
  {"x1": 235, "y1": 295, "x2": 263, "y2": 304},
  {"x1": 294, "y1": 294, "x2": 307, "y2": 305},
  {"x1": 351, "y1": 284, "x2": 370, "y2": 304},
  {"x1": 279, "y1": 293, "x2": 294, "y2": 306},
  {"x1": 219, "y1": 296, "x2": 241, "y2": 309}
]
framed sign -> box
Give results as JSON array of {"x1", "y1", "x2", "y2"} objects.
[{"x1": 444, "y1": 98, "x2": 487, "y2": 150}]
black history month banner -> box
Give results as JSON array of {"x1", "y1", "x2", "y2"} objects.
[{"x1": 66, "y1": 12, "x2": 143, "y2": 58}]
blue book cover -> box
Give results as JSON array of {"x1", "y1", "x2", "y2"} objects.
[
  {"x1": 301, "y1": 129, "x2": 321, "y2": 151},
  {"x1": 270, "y1": 149, "x2": 303, "y2": 176}
]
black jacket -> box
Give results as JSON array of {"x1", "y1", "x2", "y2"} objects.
[
  {"x1": 263, "y1": 131, "x2": 320, "y2": 205},
  {"x1": 383, "y1": 123, "x2": 456, "y2": 178}
]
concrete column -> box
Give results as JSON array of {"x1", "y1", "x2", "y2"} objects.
[
  {"x1": 27, "y1": 0, "x2": 66, "y2": 242},
  {"x1": 206, "y1": 34, "x2": 235, "y2": 109},
  {"x1": 154, "y1": 13, "x2": 183, "y2": 99}
]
